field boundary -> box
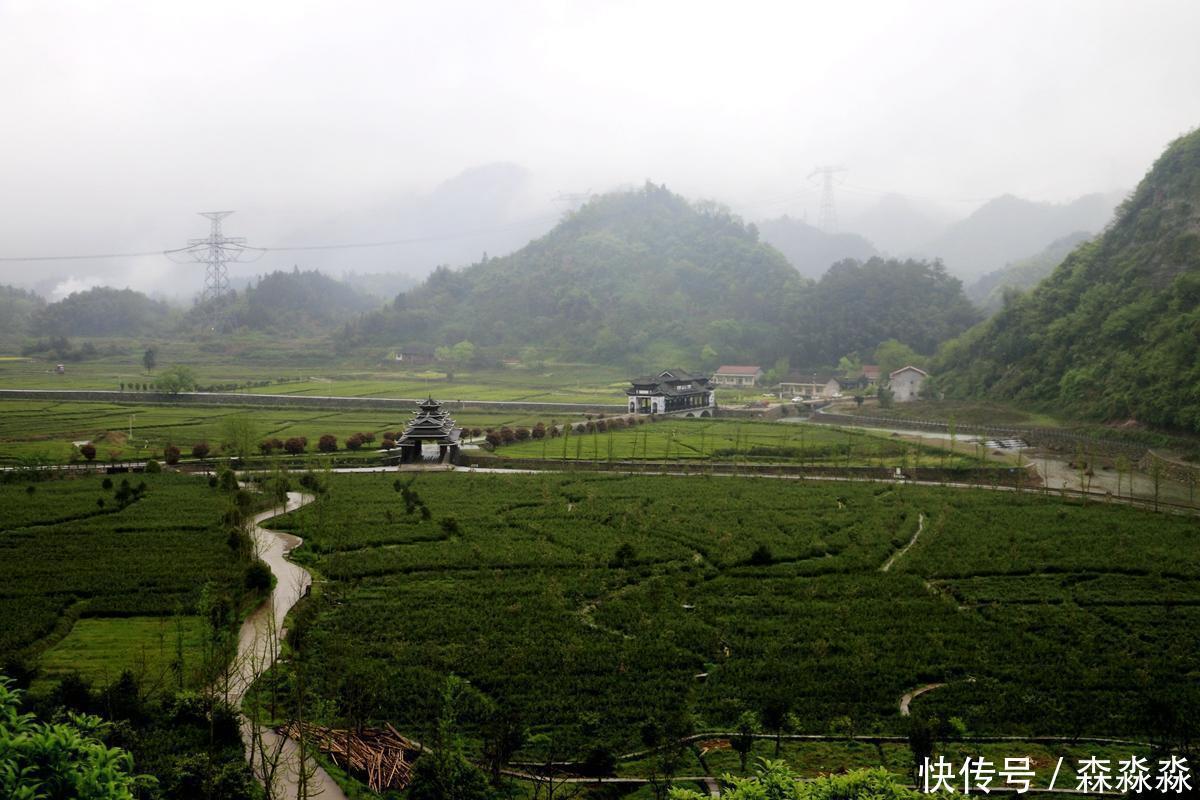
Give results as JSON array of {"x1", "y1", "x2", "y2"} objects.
[{"x1": 0, "y1": 388, "x2": 626, "y2": 414}]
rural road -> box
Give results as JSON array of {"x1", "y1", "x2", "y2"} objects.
[{"x1": 231, "y1": 492, "x2": 348, "y2": 800}]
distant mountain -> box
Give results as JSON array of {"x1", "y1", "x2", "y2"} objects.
[
  {"x1": 934, "y1": 129, "x2": 1200, "y2": 430},
  {"x1": 0, "y1": 285, "x2": 44, "y2": 338},
  {"x1": 847, "y1": 194, "x2": 951, "y2": 255},
  {"x1": 198, "y1": 269, "x2": 381, "y2": 334},
  {"x1": 281, "y1": 162, "x2": 557, "y2": 278},
  {"x1": 341, "y1": 183, "x2": 806, "y2": 368},
  {"x1": 756, "y1": 216, "x2": 877, "y2": 279},
  {"x1": 966, "y1": 231, "x2": 1093, "y2": 314},
  {"x1": 340, "y1": 271, "x2": 420, "y2": 303},
  {"x1": 32, "y1": 286, "x2": 172, "y2": 337},
  {"x1": 916, "y1": 192, "x2": 1119, "y2": 280}
]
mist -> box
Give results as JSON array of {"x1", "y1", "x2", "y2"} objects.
[{"x1": 2, "y1": 0, "x2": 1199, "y2": 298}]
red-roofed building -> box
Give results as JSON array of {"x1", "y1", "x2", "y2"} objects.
[{"x1": 713, "y1": 365, "x2": 763, "y2": 387}]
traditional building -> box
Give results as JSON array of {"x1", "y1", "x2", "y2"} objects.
[
  {"x1": 395, "y1": 397, "x2": 462, "y2": 463},
  {"x1": 779, "y1": 374, "x2": 841, "y2": 400},
  {"x1": 712, "y1": 365, "x2": 763, "y2": 387},
  {"x1": 626, "y1": 369, "x2": 716, "y2": 415},
  {"x1": 889, "y1": 366, "x2": 928, "y2": 402}
]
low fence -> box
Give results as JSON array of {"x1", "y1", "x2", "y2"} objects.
[{"x1": 0, "y1": 388, "x2": 626, "y2": 414}]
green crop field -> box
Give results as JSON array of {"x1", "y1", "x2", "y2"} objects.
[
  {"x1": 493, "y1": 418, "x2": 977, "y2": 468},
  {"x1": 0, "y1": 398, "x2": 564, "y2": 464},
  {"x1": 265, "y1": 471, "x2": 1200, "y2": 776},
  {"x1": 0, "y1": 473, "x2": 257, "y2": 693}
]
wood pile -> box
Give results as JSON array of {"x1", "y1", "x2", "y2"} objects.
[{"x1": 276, "y1": 721, "x2": 420, "y2": 792}]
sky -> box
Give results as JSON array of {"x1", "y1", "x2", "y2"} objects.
[{"x1": 2, "y1": 0, "x2": 1199, "y2": 298}]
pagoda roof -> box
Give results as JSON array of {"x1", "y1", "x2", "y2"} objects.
[{"x1": 397, "y1": 397, "x2": 461, "y2": 444}]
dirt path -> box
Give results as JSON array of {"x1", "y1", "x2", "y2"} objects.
[
  {"x1": 880, "y1": 513, "x2": 925, "y2": 572},
  {"x1": 898, "y1": 682, "x2": 945, "y2": 716},
  {"x1": 232, "y1": 492, "x2": 348, "y2": 800}
]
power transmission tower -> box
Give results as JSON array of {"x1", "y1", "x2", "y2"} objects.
[
  {"x1": 807, "y1": 165, "x2": 847, "y2": 233},
  {"x1": 190, "y1": 211, "x2": 246, "y2": 304}
]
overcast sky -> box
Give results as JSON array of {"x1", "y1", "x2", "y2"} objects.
[{"x1": 2, "y1": 0, "x2": 1199, "y2": 297}]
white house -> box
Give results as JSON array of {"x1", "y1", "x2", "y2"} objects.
[
  {"x1": 779, "y1": 374, "x2": 841, "y2": 400},
  {"x1": 626, "y1": 369, "x2": 716, "y2": 415},
  {"x1": 889, "y1": 366, "x2": 928, "y2": 402},
  {"x1": 712, "y1": 365, "x2": 763, "y2": 387}
]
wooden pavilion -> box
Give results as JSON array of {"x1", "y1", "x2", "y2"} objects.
[{"x1": 396, "y1": 397, "x2": 462, "y2": 463}]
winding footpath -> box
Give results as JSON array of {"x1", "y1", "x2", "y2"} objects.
[{"x1": 230, "y1": 492, "x2": 348, "y2": 800}]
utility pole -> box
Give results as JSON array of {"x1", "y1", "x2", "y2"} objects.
[{"x1": 808, "y1": 165, "x2": 847, "y2": 234}]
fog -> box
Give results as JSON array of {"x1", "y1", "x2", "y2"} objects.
[{"x1": 2, "y1": 0, "x2": 1199, "y2": 299}]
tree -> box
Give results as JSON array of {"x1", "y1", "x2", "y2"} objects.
[
  {"x1": 191, "y1": 442, "x2": 210, "y2": 459},
  {"x1": 761, "y1": 698, "x2": 791, "y2": 756},
  {"x1": 669, "y1": 762, "x2": 922, "y2": 800},
  {"x1": 219, "y1": 414, "x2": 259, "y2": 461},
  {"x1": 0, "y1": 675, "x2": 145, "y2": 799},
  {"x1": 163, "y1": 444, "x2": 180, "y2": 465},
  {"x1": 318, "y1": 434, "x2": 338, "y2": 453},
  {"x1": 345, "y1": 433, "x2": 365, "y2": 451},
  {"x1": 80, "y1": 443, "x2": 97, "y2": 461},
  {"x1": 142, "y1": 347, "x2": 157, "y2": 374},
  {"x1": 732, "y1": 711, "x2": 761, "y2": 773},
  {"x1": 874, "y1": 339, "x2": 927, "y2": 377},
  {"x1": 154, "y1": 364, "x2": 196, "y2": 394},
  {"x1": 284, "y1": 437, "x2": 307, "y2": 455}
]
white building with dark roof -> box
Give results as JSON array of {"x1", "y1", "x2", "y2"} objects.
[{"x1": 626, "y1": 369, "x2": 716, "y2": 415}]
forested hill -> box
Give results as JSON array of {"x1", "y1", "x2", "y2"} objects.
[
  {"x1": 934, "y1": 128, "x2": 1200, "y2": 431},
  {"x1": 757, "y1": 215, "x2": 877, "y2": 279},
  {"x1": 341, "y1": 183, "x2": 807, "y2": 367}
]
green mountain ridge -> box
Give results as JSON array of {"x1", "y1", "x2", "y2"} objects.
[{"x1": 934, "y1": 128, "x2": 1200, "y2": 430}]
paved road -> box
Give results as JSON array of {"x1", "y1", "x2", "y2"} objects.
[{"x1": 233, "y1": 493, "x2": 348, "y2": 800}]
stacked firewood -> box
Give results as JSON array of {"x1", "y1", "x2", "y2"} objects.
[{"x1": 276, "y1": 721, "x2": 421, "y2": 792}]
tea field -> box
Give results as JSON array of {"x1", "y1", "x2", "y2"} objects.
[
  {"x1": 268, "y1": 472, "x2": 1200, "y2": 765},
  {"x1": 495, "y1": 418, "x2": 976, "y2": 468},
  {"x1": 0, "y1": 473, "x2": 255, "y2": 692}
]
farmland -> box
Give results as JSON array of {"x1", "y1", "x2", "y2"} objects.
[
  {"x1": 0, "y1": 398, "x2": 554, "y2": 464},
  {"x1": 266, "y1": 471, "x2": 1200, "y2": 779},
  {"x1": 0, "y1": 473, "x2": 258, "y2": 692},
  {"x1": 493, "y1": 418, "x2": 978, "y2": 468}
]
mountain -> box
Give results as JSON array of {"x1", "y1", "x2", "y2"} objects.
[
  {"x1": 966, "y1": 231, "x2": 1093, "y2": 314},
  {"x1": 794, "y1": 257, "x2": 982, "y2": 366},
  {"x1": 917, "y1": 192, "x2": 1119, "y2": 280},
  {"x1": 281, "y1": 162, "x2": 557, "y2": 278},
  {"x1": 340, "y1": 183, "x2": 806, "y2": 368},
  {"x1": 0, "y1": 285, "x2": 44, "y2": 338},
  {"x1": 31, "y1": 286, "x2": 173, "y2": 337},
  {"x1": 756, "y1": 216, "x2": 877, "y2": 279},
  {"x1": 934, "y1": 129, "x2": 1200, "y2": 430},
  {"x1": 198, "y1": 269, "x2": 381, "y2": 334},
  {"x1": 848, "y1": 194, "x2": 950, "y2": 255}
]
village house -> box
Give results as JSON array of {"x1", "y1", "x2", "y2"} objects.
[
  {"x1": 712, "y1": 365, "x2": 763, "y2": 387},
  {"x1": 626, "y1": 369, "x2": 716, "y2": 415},
  {"x1": 393, "y1": 349, "x2": 434, "y2": 366},
  {"x1": 779, "y1": 374, "x2": 841, "y2": 400},
  {"x1": 889, "y1": 365, "x2": 928, "y2": 402}
]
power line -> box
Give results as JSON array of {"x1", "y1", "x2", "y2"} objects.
[{"x1": 0, "y1": 213, "x2": 563, "y2": 262}]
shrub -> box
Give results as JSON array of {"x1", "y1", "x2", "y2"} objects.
[
  {"x1": 382, "y1": 438, "x2": 396, "y2": 450},
  {"x1": 163, "y1": 444, "x2": 181, "y2": 465},
  {"x1": 470, "y1": 427, "x2": 483, "y2": 438},
  {"x1": 485, "y1": 431, "x2": 502, "y2": 448},
  {"x1": 359, "y1": 432, "x2": 376, "y2": 443},
  {"x1": 79, "y1": 443, "x2": 96, "y2": 461},
  {"x1": 244, "y1": 560, "x2": 273, "y2": 592},
  {"x1": 283, "y1": 437, "x2": 307, "y2": 455},
  {"x1": 346, "y1": 433, "x2": 365, "y2": 451},
  {"x1": 500, "y1": 427, "x2": 516, "y2": 444},
  {"x1": 595, "y1": 420, "x2": 608, "y2": 432},
  {"x1": 515, "y1": 427, "x2": 531, "y2": 441},
  {"x1": 192, "y1": 442, "x2": 211, "y2": 459},
  {"x1": 259, "y1": 440, "x2": 275, "y2": 455},
  {"x1": 144, "y1": 459, "x2": 161, "y2": 474},
  {"x1": 532, "y1": 422, "x2": 546, "y2": 440},
  {"x1": 749, "y1": 544, "x2": 774, "y2": 566},
  {"x1": 318, "y1": 434, "x2": 338, "y2": 453}
]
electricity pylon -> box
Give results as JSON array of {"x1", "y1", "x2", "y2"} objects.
[{"x1": 808, "y1": 166, "x2": 847, "y2": 234}]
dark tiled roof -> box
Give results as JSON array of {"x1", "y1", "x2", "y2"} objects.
[{"x1": 627, "y1": 368, "x2": 713, "y2": 397}]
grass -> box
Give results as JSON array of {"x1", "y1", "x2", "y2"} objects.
[
  {"x1": 263, "y1": 471, "x2": 1200, "y2": 770},
  {"x1": 35, "y1": 616, "x2": 208, "y2": 693}
]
